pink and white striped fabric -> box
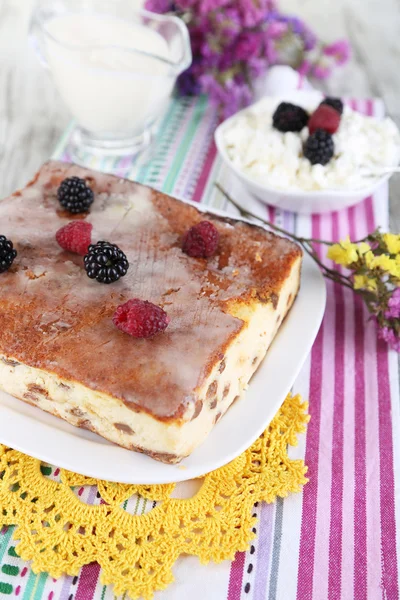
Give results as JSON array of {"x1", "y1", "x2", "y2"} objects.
[
  {"x1": 0, "y1": 96, "x2": 398, "y2": 600},
  {"x1": 157, "y1": 97, "x2": 400, "y2": 600},
  {"x1": 201, "y1": 98, "x2": 400, "y2": 600}
]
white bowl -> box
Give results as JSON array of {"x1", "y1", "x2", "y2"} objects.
[{"x1": 214, "y1": 105, "x2": 393, "y2": 215}]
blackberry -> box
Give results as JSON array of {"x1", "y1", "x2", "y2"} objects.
[
  {"x1": 57, "y1": 176, "x2": 94, "y2": 214},
  {"x1": 272, "y1": 102, "x2": 309, "y2": 132},
  {"x1": 304, "y1": 129, "x2": 335, "y2": 165},
  {"x1": 0, "y1": 235, "x2": 17, "y2": 273},
  {"x1": 320, "y1": 97, "x2": 344, "y2": 115},
  {"x1": 84, "y1": 241, "x2": 129, "y2": 284}
]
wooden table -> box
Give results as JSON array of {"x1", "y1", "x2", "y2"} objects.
[{"x1": 1, "y1": 0, "x2": 399, "y2": 228}]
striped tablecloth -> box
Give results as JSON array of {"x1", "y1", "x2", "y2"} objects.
[{"x1": 0, "y1": 96, "x2": 399, "y2": 600}]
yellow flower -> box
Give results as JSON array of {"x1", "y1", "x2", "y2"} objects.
[
  {"x1": 357, "y1": 242, "x2": 371, "y2": 255},
  {"x1": 327, "y1": 236, "x2": 359, "y2": 266},
  {"x1": 364, "y1": 250, "x2": 375, "y2": 269},
  {"x1": 353, "y1": 274, "x2": 378, "y2": 291},
  {"x1": 371, "y1": 254, "x2": 400, "y2": 278},
  {"x1": 383, "y1": 233, "x2": 400, "y2": 255}
]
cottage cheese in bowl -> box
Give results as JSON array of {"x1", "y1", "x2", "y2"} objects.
[{"x1": 221, "y1": 96, "x2": 400, "y2": 192}]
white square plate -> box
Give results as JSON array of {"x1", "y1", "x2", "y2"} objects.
[{"x1": 0, "y1": 201, "x2": 325, "y2": 484}]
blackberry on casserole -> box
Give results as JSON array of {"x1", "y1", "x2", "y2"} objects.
[
  {"x1": 272, "y1": 102, "x2": 309, "y2": 132},
  {"x1": 0, "y1": 235, "x2": 17, "y2": 273},
  {"x1": 320, "y1": 97, "x2": 344, "y2": 115},
  {"x1": 304, "y1": 129, "x2": 335, "y2": 166},
  {"x1": 84, "y1": 241, "x2": 129, "y2": 284},
  {"x1": 57, "y1": 176, "x2": 94, "y2": 214}
]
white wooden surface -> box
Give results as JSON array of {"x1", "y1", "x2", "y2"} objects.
[{"x1": 0, "y1": 0, "x2": 399, "y2": 228}]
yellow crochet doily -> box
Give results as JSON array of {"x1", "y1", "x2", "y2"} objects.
[{"x1": 0, "y1": 394, "x2": 309, "y2": 599}]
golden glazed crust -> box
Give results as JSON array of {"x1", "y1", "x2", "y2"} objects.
[{"x1": 0, "y1": 161, "x2": 301, "y2": 424}]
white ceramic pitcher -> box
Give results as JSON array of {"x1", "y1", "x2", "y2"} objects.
[{"x1": 30, "y1": 0, "x2": 192, "y2": 162}]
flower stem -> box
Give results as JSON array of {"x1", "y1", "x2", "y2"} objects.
[
  {"x1": 215, "y1": 183, "x2": 355, "y2": 289},
  {"x1": 215, "y1": 183, "x2": 313, "y2": 244}
]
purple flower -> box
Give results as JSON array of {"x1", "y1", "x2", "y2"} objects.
[
  {"x1": 144, "y1": 0, "x2": 173, "y2": 13},
  {"x1": 267, "y1": 22, "x2": 289, "y2": 39},
  {"x1": 312, "y1": 63, "x2": 333, "y2": 80},
  {"x1": 177, "y1": 65, "x2": 202, "y2": 95},
  {"x1": 385, "y1": 287, "x2": 400, "y2": 319},
  {"x1": 232, "y1": 31, "x2": 263, "y2": 61},
  {"x1": 213, "y1": 8, "x2": 242, "y2": 41},
  {"x1": 266, "y1": 13, "x2": 316, "y2": 50},
  {"x1": 300, "y1": 27, "x2": 317, "y2": 51},
  {"x1": 200, "y1": 74, "x2": 252, "y2": 118},
  {"x1": 188, "y1": 25, "x2": 207, "y2": 55},
  {"x1": 175, "y1": 0, "x2": 197, "y2": 9},
  {"x1": 198, "y1": 0, "x2": 231, "y2": 15},
  {"x1": 378, "y1": 325, "x2": 400, "y2": 352},
  {"x1": 247, "y1": 56, "x2": 268, "y2": 78},
  {"x1": 323, "y1": 40, "x2": 351, "y2": 65},
  {"x1": 298, "y1": 59, "x2": 312, "y2": 76},
  {"x1": 149, "y1": 0, "x2": 351, "y2": 115},
  {"x1": 289, "y1": 17, "x2": 306, "y2": 34},
  {"x1": 217, "y1": 51, "x2": 235, "y2": 71},
  {"x1": 201, "y1": 37, "x2": 220, "y2": 61},
  {"x1": 238, "y1": 0, "x2": 271, "y2": 27},
  {"x1": 199, "y1": 73, "x2": 224, "y2": 97}
]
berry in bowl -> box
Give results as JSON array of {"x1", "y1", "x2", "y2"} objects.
[{"x1": 215, "y1": 93, "x2": 400, "y2": 214}]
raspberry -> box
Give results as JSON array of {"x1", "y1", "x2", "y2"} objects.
[
  {"x1": 308, "y1": 105, "x2": 341, "y2": 135},
  {"x1": 272, "y1": 102, "x2": 309, "y2": 132},
  {"x1": 182, "y1": 221, "x2": 219, "y2": 258},
  {"x1": 56, "y1": 221, "x2": 93, "y2": 256},
  {"x1": 320, "y1": 97, "x2": 344, "y2": 115},
  {"x1": 57, "y1": 176, "x2": 94, "y2": 214},
  {"x1": 113, "y1": 299, "x2": 170, "y2": 338},
  {"x1": 304, "y1": 129, "x2": 334, "y2": 165}
]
